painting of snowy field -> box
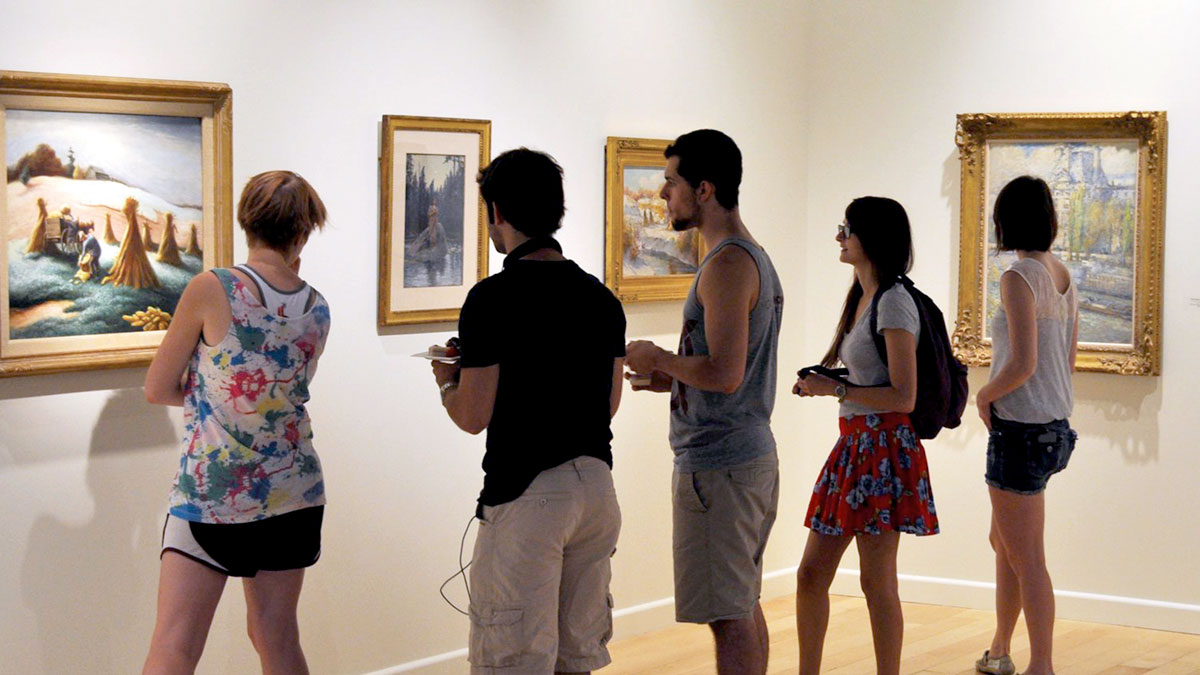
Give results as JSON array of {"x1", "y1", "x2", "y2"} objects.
[{"x1": 621, "y1": 166, "x2": 698, "y2": 277}]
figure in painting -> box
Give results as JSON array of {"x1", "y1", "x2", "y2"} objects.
[
  {"x1": 407, "y1": 203, "x2": 449, "y2": 285},
  {"x1": 72, "y1": 223, "x2": 103, "y2": 284}
]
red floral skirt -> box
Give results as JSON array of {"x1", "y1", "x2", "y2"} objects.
[{"x1": 805, "y1": 412, "x2": 938, "y2": 536}]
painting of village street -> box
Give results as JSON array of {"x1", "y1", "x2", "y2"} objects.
[
  {"x1": 403, "y1": 153, "x2": 464, "y2": 289},
  {"x1": 621, "y1": 166, "x2": 699, "y2": 277},
  {"x1": 984, "y1": 141, "x2": 1138, "y2": 346},
  {"x1": 4, "y1": 109, "x2": 204, "y2": 341}
]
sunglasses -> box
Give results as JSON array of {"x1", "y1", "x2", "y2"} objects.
[{"x1": 837, "y1": 222, "x2": 852, "y2": 238}]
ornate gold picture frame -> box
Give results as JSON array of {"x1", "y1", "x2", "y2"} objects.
[
  {"x1": 1, "y1": 70, "x2": 233, "y2": 378},
  {"x1": 604, "y1": 137, "x2": 703, "y2": 303},
  {"x1": 952, "y1": 112, "x2": 1167, "y2": 375},
  {"x1": 378, "y1": 115, "x2": 490, "y2": 326}
]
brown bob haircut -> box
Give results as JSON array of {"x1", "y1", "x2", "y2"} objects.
[
  {"x1": 993, "y1": 175, "x2": 1057, "y2": 252},
  {"x1": 237, "y1": 170, "x2": 327, "y2": 250}
]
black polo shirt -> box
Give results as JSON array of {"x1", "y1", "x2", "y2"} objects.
[{"x1": 458, "y1": 248, "x2": 626, "y2": 510}]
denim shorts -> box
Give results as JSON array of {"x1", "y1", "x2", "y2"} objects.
[{"x1": 985, "y1": 414, "x2": 1076, "y2": 495}]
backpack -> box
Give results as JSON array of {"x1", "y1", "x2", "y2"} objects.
[{"x1": 868, "y1": 275, "x2": 969, "y2": 440}]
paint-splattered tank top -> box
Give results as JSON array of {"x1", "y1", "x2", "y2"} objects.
[{"x1": 168, "y1": 268, "x2": 331, "y2": 524}]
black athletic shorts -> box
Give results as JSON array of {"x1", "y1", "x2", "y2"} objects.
[{"x1": 161, "y1": 505, "x2": 323, "y2": 577}]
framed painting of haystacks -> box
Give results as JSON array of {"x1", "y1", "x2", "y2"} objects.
[
  {"x1": 604, "y1": 137, "x2": 703, "y2": 303},
  {"x1": 952, "y1": 111, "x2": 1167, "y2": 375},
  {"x1": 1, "y1": 71, "x2": 233, "y2": 377},
  {"x1": 378, "y1": 115, "x2": 490, "y2": 326}
]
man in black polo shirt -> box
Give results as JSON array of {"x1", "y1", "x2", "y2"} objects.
[{"x1": 432, "y1": 148, "x2": 627, "y2": 674}]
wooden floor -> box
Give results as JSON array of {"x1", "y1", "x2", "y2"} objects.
[{"x1": 605, "y1": 594, "x2": 1200, "y2": 674}]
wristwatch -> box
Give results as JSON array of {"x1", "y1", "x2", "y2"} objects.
[
  {"x1": 834, "y1": 383, "x2": 848, "y2": 402},
  {"x1": 439, "y1": 380, "x2": 457, "y2": 400}
]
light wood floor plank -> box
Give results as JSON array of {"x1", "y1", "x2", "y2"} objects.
[{"x1": 604, "y1": 594, "x2": 1200, "y2": 674}]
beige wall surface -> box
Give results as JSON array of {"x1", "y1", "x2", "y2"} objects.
[
  {"x1": 3, "y1": 1, "x2": 1199, "y2": 673},
  {"x1": 799, "y1": 0, "x2": 1200, "y2": 634},
  {"x1": 0, "y1": 1, "x2": 808, "y2": 673}
]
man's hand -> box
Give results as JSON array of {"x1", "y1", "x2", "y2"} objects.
[
  {"x1": 625, "y1": 340, "x2": 669, "y2": 375},
  {"x1": 432, "y1": 360, "x2": 460, "y2": 388},
  {"x1": 626, "y1": 369, "x2": 672, "y2": 393}
]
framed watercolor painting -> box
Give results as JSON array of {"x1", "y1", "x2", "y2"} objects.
[
  {"x1": 952, "y1": 111, "x2": 1167, "y2": 375},
  {"x1": 604, "y1": 136, "x2": 703, "y2": 303},
  {"x1": 1, "y1": 71, "x2": 233, "y2": 378},
  {"x1": 378, "y1": 115, "x2": 490, "y2": 326}
]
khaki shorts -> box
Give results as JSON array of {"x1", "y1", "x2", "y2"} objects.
[
  {"x1": 469, "y1": 457, "x2": 621, "y2": 674},
  {"x1": 672, "y1": 451, "x2": 779, "y2": 623}
]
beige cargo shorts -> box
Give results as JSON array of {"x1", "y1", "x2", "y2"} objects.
[
  {"x1": 468, "y1": 456, "x2": 621, "y2": 674},
  {"x1": 672, "y1": 450, "x2": 779, "y2": 623}
]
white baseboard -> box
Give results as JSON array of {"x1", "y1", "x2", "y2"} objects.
[{"x1": 369, "y1": 566, "x2": 1200, "y2": 674}]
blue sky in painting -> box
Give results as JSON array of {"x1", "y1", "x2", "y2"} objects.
[{"x1": 5, "y1": 109, "x2": 202, "y2": 207}]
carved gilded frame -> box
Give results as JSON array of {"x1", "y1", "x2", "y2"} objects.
[
  {"x1": 0, "y1": 70, "x2": 233, "y2": 378},
  {"x1": 953, "y1": 112, "x2": 1167, "y2": 375},
  {"x1": 604, "y1": 137, "x2": 704, "y2": 303},
  {"x1": 378, "y1": 115, "x2": 490, "y2": 326}
]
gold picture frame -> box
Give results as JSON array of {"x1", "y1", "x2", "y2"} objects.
[
  {"x1": 1, "y1": 70, "x2": 233, "y2": 378},
  {"x1": 952, "y1": 111, "x2": 1167, "y2": 375},
  {"x1": 378, "y1": 115, "x2": 490, "y2": 326},
  {"x1": 604, "y1": 137, "x2": 704, "y2": 303}
]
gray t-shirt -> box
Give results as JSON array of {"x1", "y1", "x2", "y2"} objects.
[
  {"x1": 669, "y1": 238, "x2": 784, "y2": 472},
  {"x1": 838, "y1": 284, "x2": 920, "y2": 417}
]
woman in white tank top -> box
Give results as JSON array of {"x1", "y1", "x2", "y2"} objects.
[{"x1": 973, "y1": 176, "x2": 1079, "y2": 675}]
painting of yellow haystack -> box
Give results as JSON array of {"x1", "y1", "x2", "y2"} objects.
[{"x1": 5, "y1": 109, "x2": 204, "y2": 340}]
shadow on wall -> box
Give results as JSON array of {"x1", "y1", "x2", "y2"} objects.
[
  {"x1": 941, "y1": 149, "x2": 961, "y2": 296},
  {"x1": 20, "y1": 387, "x2": 177, "y2": 673},
  {"x1": 1074, "y1": 371, "x2": 1160, "y2": 464}
]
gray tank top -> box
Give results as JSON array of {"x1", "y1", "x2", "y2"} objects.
[
  {"x1": 669, "y1": 238, "x2": 784, "y2": 471},
  {"x1": 989, "y1": 257, "x2": 1077, "y2": 423}
]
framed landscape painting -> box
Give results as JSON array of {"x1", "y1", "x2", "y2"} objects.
[
  {"x1": 952, "y1": 111, "x2": 1167, "y2": 375},
  {"x1": 378, "y1": 115, "x2": 490, "y2": 326},
  {"x1": 1, "y1": 71, "x2": 233, "y2": 377},
  {"x1": 604, "y1": 137, "x2": 703, "y2": 303}
]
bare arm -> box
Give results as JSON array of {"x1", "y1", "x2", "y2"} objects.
[
  {"x1": 1069, "y1": 307, "x2": 1079, "y2": 371},
  {"x1": 435, "y1": 362, "x2": 499, "y2": 435},
  {"x1": 144, "y1": 273, "x2": 221, "y2": 406},
  {"x1": 975, "y1": 271, "x2": 1038, "y2": 427},
  {"x1": 610, "y1": 358, "x2": 624, "y2": 418},
  {"x1": 627, "y1": 246, "x2": 757, "y2": 394},
  {"x1": 794, "y1": 328, "x2": 918, "y2": 412}
]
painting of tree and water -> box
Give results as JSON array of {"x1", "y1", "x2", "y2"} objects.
[
  {"x1": 403, "y1": 153, "x2": 464, "y2": 289},
  {"x1": 5, "y1": 109, "x2": 204, "y2": 341},
  {"x1": 985, "y1": 141, "x2": 1138, "y2": 346}
]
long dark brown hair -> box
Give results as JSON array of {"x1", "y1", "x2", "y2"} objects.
[{"x1": 820, "y1": 197, "x2": 914, "y2": 367}]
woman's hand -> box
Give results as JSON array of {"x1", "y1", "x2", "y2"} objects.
[
  {"x1": 976, "y1": 391, "x2": 993, "y2": 431},
  {"x1": 794, "y1": 371, "x2": 838, "y2": 398}
]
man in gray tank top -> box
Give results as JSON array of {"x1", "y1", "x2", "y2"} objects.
[{"x1": 626, "y1": 129, "x2": 783, "y2": 675}]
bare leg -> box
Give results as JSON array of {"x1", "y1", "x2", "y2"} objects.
[
  {"x1": 856, "y1": 532, "x2": 903, "y2": 675},
  {"x1": 243, "y1": 568, "x2": 309, "y2": 675},
  {"x1": 988, "y1": 510, "x2": 1022, "y2": 657},
  {"x1": 711, "y1": 609, "x2": 766, "y2": 675},
  {"x1": 989, "y1": 487, "x2": 1054, "y2": 675},
  {"x1": 143, "y1": 552, "x2": 227, "y2": 674},
  {"x1": 754, "y1": 602, "x2": 769, "y2": 668},
  {"x1": 795, "y1": 531, "x2": 853, "y2": 675}
]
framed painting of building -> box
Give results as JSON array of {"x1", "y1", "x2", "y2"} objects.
[
  {"x1": 378, "y1": 115, "x2": 490, "y2": 326},
  {"x1": 604, "y1": 137, "x2": 703, "y2": 303},
  {"x1": 1, "y1": 70, "x2": 233, "y2": 378},
  {"x1": 952, "y1": 111, "x2": 1167, "y2": 375}
]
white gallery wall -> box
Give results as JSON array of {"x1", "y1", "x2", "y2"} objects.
[
  {"x1": 798, "y1": 0, "x2": 1200, "y2": 636},
  {"x1": 1, "y1": 1, "x2": 1198, "y2": 674},
  {"x1": 0, "y1": 2, "x2": 809, "y2": 673}
]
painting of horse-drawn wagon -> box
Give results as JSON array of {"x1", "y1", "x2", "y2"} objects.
[{"x1": 1, "y1": 71, "x2": 232, "y2": 377}]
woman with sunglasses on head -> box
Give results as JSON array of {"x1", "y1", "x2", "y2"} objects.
[
  {"x1": 972, "y1": 176, "x2": 1078, "y2": 675},
  {"x1": 142, "y1": 171, "x2": 331, "y2": 675},
  {"x1": 792, "y1": 197, "x2": 938, "y2": 675}
]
